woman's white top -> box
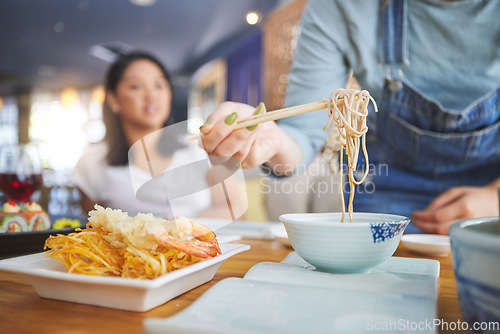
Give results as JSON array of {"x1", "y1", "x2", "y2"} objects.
[{"x1": 72, "y1": 141, "x2": 211, "y2": 218}]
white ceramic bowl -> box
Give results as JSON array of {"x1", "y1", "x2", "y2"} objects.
[
  {"x1": 279, "y1": 212, "x2": 410, "y2": 274},
  {"x1": 449, "y1": 217, "x2": 500, "y2": 333}
]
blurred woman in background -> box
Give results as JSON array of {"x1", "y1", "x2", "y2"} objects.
[{"x1": 73, "y1": 51, "x2": 240, "y2": 219}]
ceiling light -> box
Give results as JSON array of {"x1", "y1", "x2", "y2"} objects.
[
  {"x1": 79, "y1": 0, "x2": 90, "y2": 11},
  {"x1": 89, "y1": 42, "x2": 134, "y2": 63},
  {"x1": 91, "y1": 85, "x2": 106, "y2": 105},
  {"x1": 246, "y1": 12, "x2": 259, "y2": 25},
  {"x1": 54, "y1": 22, "x2": 65, "y2": 33},
  {"x1": 60, "y1": 87, "x2": 79, "y2": 109},
  {"x1": 130, "y1": 0, "x2": 156, "y2": 6},
  {"x1": 38, "y1": 65, "x2": 57, "y2": 77}
]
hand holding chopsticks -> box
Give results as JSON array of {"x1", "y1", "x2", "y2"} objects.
[
  {"x1": 186, "y1": 100, "x2": 329, "y2": 141},
  {"x1": 193, "y1": 89, "x2": 363, "y2": 172}
]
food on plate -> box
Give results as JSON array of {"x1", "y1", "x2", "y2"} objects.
[
  {"x1": 23, "y1": 201, "x2": 51, "y2": 231},
  {"x1": 323, "y1": 89, "x2": 377, "y2": 222},
  {"x1": 44, "y1": 205, "x2": 221, "y2": 279},
  {"x1": 0, "y1": 200, "x2": 52, "y2": 233},
  {"x1": 52, "y1": 218, "x2": 81, "y2": 230},
  {"x1": 0, "y1": 200, "x2": 28, "y2": 233}
]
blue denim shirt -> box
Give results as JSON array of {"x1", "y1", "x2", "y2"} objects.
[{"x1": 281, "y1": 0, "x2": 500, "y2": 168}]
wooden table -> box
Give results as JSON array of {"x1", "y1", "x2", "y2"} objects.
[{"x1": 0, "y1": 239, "x2": 462, "y2": 334}]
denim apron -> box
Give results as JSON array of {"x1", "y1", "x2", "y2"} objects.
[{"x1": 352, "y1": 0, "x2": 500, "y2": 233}]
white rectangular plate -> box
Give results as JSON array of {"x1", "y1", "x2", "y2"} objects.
[{"x1": 0, "y1": 243, "x2": 250, "y2": 312}]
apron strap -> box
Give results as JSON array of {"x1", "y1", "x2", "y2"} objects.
[{"x1": 379, "y1": 0, "x2": 410, "y2": 92}]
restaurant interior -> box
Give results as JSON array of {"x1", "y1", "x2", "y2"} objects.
[{"x1": 0, "y1": 1, "x2": 499, "y2": 333}]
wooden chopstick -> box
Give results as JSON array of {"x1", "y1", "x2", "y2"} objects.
[{"x1": 186, "y1": 99, "x2": 331, "y2": 142}]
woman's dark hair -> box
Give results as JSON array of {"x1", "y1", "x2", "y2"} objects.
[{"x1": 102, "y1": 51, "x2": 175, "y2": 166}]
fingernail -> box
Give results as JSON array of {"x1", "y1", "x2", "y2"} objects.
[
  {"x1": 199, "y1": 121, "x2": 212, "y2": 129},
  {"x1": 224, "y1": 112, "x2": 238, "y2": 125},
  {"x1": 247, "y1": 102, "x2": 266, "y2": 131}
]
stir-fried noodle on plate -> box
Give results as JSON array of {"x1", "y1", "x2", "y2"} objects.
[{"x1": 44, "y1": 205, "x2": 221, "y2": 279}]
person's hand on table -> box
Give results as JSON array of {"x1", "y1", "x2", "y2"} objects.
[
  {"x1": 199, "y1": 102, "x2": 283, "y2": 169},
  {"x1": 412, "y1": 184, "x2": 500, "y2": 235}
]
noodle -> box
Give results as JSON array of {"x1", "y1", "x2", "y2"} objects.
[
  {"x1": 323, "y1": 89, "x2": 378, "y2": 222},
  {"x1": 44, "y1": 206, "x2": 221, "y2": 279},
  {"x1": 44, "y1": 224, "x2": 204, "y2": 279}
]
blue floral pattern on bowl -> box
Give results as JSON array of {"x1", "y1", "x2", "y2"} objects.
[{"x1": 370, "y1": 221, "x2": 409, "y2": 243}]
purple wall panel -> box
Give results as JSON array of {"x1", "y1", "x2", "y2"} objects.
[{"x1": 226, "y1": 32, "x2": 262, "y2": 107}]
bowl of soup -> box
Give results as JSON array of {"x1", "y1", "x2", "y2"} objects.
[
  {"x1": 279, "y1": 212, "x2": 410, "y2": 274},
  {"x1": 449, "y1": 217, "x2": 500, "y2": 333}
]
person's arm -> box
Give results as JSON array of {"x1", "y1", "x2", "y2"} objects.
[
  {"x1": 277, "y1": 0, "x2": 350, "y2": 170},
  {"x1": 412, "y1": 177, "x2": 500, "y2": 235}
]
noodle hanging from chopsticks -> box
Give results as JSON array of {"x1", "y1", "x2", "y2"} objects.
[{"x1": 323, "y1": 89, "x2": 378, "y2": 223}]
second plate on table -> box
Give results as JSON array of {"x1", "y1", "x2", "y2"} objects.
[{"x1": 401, "y1": 234, "x2": 451, "y2": 257}]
